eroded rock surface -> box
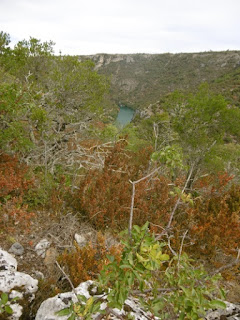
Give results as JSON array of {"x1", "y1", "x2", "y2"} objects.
[
  {"x1": 205, "y1": 301, "x2": 240, "y2": 319},
  {"x1": 36, "y1": 279, "x2": 240, "y2": 320},
  {"x1": 0, "y1": 248, "x2": 17, "y2": 271},
  {"x1": 35, "y1": 239, "x2": 51, "y2": 258},
  {"x1": 35, "y1": 280, "x2": 154, "y2": 320},
  {"x1": 0, "y1": 270, "x2": 38, "y2": 294},
  {"x1": 0, "y1": 248, "x2": 38, "y2": 320}
]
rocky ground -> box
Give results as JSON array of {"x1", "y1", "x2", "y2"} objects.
[{"x1": 0, "y1": 210, "x2": 240, "y2": 319}]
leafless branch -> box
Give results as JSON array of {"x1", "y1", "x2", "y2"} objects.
[
  {"x1": 168, "y1": 236, "x2": 177, "y2": 256},
  {"x1": 177, "y1": 230, "x2": 188, "y2": 270},
  {"x1": 128, "y1": 166, "x2": 162, "y2": 237},
  {"x1": 156, "y1": 164, "x2": 195, "y2": 240},
  {"x1": 55, "y1": 261, "x2": 78, "y2": 298}
]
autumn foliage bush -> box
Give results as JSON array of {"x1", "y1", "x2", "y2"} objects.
[
  {"x1": 58, "y1": 232, "x2": 122, "y2": 287},
  {"x1": 184, "y1": 173, "x2": 240, "y2": 256},
  {"x1": 71, "y1": 139, "x2": 240, "y2": 264},
  {"x1": 0, "y1": 153, "x2": 33, "y2": 199},
  {"x1": 72, "y1": 140, "x2": 173, "y2": 229},
  {"x1": 0, "y1": 152, "x2": 35, "y2": 236}
]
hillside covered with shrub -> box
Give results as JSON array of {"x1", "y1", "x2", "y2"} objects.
[
  {"x1": 80, "y1": 51, "x2": 240, "y2": 109},
  {"x1": 0, "y1": 31, "x2": 240, "y2": 319}
]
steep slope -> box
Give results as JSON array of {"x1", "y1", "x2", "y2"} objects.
[
  {"x1": 212, "y1": 67, "x2": 240, "y2": 107},
  {"x1": 79, "y1": 51, "x2": 240, "y2": 109}
]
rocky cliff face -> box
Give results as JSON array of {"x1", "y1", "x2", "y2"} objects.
[
  {"x1": 83, "y1": 53, "x2": 138, "y2": 69},
  {"x1": 79, "y1": 51, "x2": 240, "y2": 109}
]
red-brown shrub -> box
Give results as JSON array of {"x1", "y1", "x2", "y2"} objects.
[
  {"x1": 0, "y1": 153, "x2": 33, "y2": 198},
  {"x1": 58, "y1": 232, "x2": 122, "y2": 286},
  {"x1": 185, "y1": 174, "x2": 240, "y2": 256},
  {"x1": 72, "y1": 140, "x2": 173, "y2": 229},
  {"x1": 0, "y1": 152, "x2": 35, "y2": 236}
]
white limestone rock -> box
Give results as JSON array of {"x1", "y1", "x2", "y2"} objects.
[
  {"x1": 74, "y1": 233, "x2": 87, "y2": 247},
  {"x1": 0, "y1": 249, "x2": 38, "y2": 320},
  {"x1": 35, "y1": 281, "x2": 240, "y2": 320},
  {"x1": 205, "y1": 301, "x2": 240, "y2": 319},
  {"x1": 35, "y1": 281, "x2": 92, "y2": 320},
  {"x1": 0, "y1": 271, "x2": 38, "y2": 294},
  {"x1": 35, "y1": 280, "x2": 156, "y2": 320},
  {"x1": 35, "y1": 239, "x2": 51, "y2": 258},
  {"x1": 0, "y1": 248, "x2": 17, "y2": 271},
  {"x1": 9, "y1": 290, "x2": 24, "y2": 300},
  {"x1": 9, "y1": 303, "x2": 23, "y2": 320}
]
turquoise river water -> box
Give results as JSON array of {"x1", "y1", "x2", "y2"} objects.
[{"x1": 116, "y1": 106, "x2": 135, "y2": 126}]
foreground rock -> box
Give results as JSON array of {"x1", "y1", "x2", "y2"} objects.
[
  {"x1": 0, "y1": 248, "x2": 38, "y2": 320},
  {"x1": 36, "y1": 279, "x2": 240, "y2": 320},
  {"x1": 35, "y1": 280, "x2": 154, "y2": 320},
  {"x1": 35, "y1": 239, "x2": 51, "y2": 258},
  {"x1": 205, "y1": 301, "x2": 240, "y2": 320},
  {"x1": 9, "y1": 242, "x2": 24, "y2": 256},
  {"x1": 0, "y1": 249, "x2": 17, "y2": 271}
]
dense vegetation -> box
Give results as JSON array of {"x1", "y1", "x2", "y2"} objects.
[
  {"x1": 81, "y1": 51, "x2": 240, "y2": 109},
  {"x1": 0, "y1": 31, "x2": 240, "y2": 319}
]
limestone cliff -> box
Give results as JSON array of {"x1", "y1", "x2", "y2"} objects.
[{"x1": 79, "y1": 51, "x2": 240, "y2": 109}]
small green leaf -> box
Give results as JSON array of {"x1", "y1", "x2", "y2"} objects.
[
  {"x1": 152, "y1": 300, "x2": 164, "y2": 313},
  {"x1": 159, "y1": 253, "x2": 170, "y2": 261},
  {"x1": 141, "y1": 221, "x2": 149, "y2": 231},
  {"x1": 56, "y1": 307, "x2": 72, "y2": 316},
  {"x1": 133, "y1": 225, "x2": 141, "y2": 233},
  {"x1": 11, "y1": 296, "x2": 19, "y2": 302},
  {"x1": 92, "y1": 301, "x2": 101, "y2": 313},
  {"x1": 83, "y1": 296, "x2": 94, "y2": 315},
  {"x1": 119, "y1": 289, "x2": 126, "y2": 305},
  {"x1": 132, "y1": 270, "x2": 142, "y2": 282},
  {"x1": 68, "y1": 313, "x2": 75, "y2": 320},
  {"x1": 209, "y1": 300, "x2": 226, "y2": 309},
  {"x1": 136, "y1": 252, "x2": 148, "y2": 263},
  {"x1": 119, "y1": 264, "x2": 133, "y2": 270},
  {"x1": 1, "y1": 293, "x2": 8, "y2": 305},
  {"x1": 220, "y1": 288, "x2": 226, "y2": 299},
  {"x1": 128, "y1": 252, "x2": 134, "y2": 266},
  {"x1": 151, "y1": 151, "x2": 161, "y2": 162},
  {"x1": 4, "y1": 305, "x2": 13, "y2": 314},
  {"x1": 77, "y1": 294, "x2": 87, "y2": 302},
  {"x1": 127, "y1": 272, "x2": 134, "y2": 286}
]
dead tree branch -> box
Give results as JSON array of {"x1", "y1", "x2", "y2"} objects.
[
  {"x1": 128, "y1": 166, "x2": 162, "y2": 237},
  {"x1": 156, "y1": 164, "x2": 194, "y2": 240}
]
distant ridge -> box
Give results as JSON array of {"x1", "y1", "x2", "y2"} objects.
[{"x1": 79, "y1": 51, "x2": 240, "y2": 108}]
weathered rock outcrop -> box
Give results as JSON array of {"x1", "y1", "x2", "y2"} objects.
[
  {"x1": 0, "y1": 248, "x2": 38, "y2": 320},
  {"x1": 35, "y1": 280, "x2": 155, "y2": 320},
  {"x1": 35, "y1": 280, "x2": 240, "y2": 320},
  {"x1": 35, "y1": 239, "x2": 51, "y2": 258},
  {"x1": 205, "y1": 302, "x2": 240, "y2": 319}
]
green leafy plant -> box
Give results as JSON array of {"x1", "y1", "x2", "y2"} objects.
[
  {"x1": 98, "y1": 221, "x2": 170, "y2": 310},
  {"x1": 57, "y1": 222, "x2": 226, "y2": 319},
  {"x1": 0, "y1": 292, "x2": 19, "y2": 315},
  {"x1": 169, "y1": 186, "x2": 194, "y2": 206},
  {"x1": 151, "y1": 144, "x2": 184, "y2": 170},
  {"x1": 56, "y1": 295, "x2": 102, "y2": 320},
  {"x1": 99, "y1": 222, "x2": 225, "y2": 319},
  {"x1": 155, "y1": 253, "x2": 226, "y2": 319}
]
